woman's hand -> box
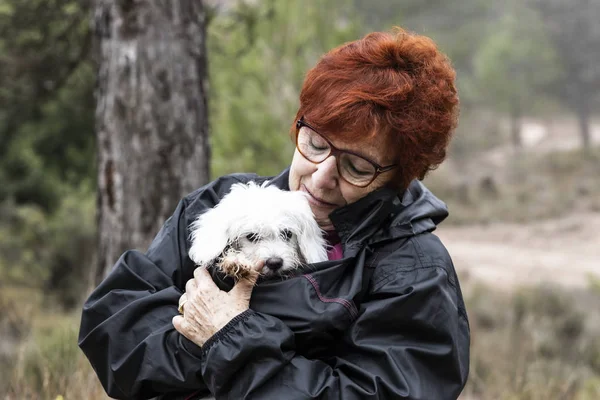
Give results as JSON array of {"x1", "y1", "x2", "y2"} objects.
[{"x1": 172, "y1": 261, "x2": 263, "y2": 347}]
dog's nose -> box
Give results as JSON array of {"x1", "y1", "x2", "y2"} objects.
[{"x1": 265, "y1": 257, "x2": 284, "y2": 271}]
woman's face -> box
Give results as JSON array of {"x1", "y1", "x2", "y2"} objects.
[{"x1": 289, "y1": 134, "x2": 396, "y2": 232}]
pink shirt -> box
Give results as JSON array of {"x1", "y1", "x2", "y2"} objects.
[
  {"x1": 327, "y1": 243, "x2": 344, "y2": 260},
  {"x1": 325, "y1": 231, "x2": 344, "y2": 261}
]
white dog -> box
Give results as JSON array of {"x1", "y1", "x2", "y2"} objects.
[{"x1": 188, "y1": 182, "x2": 328, "y2": 279}]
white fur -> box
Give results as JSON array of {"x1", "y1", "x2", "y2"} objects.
[{"x1": 188, "y1": 182, "x2": 328, "y2": 277}]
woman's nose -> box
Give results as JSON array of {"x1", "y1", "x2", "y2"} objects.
[{"x1": 311, "y1": 156, "x2": 339, "y2": 189}]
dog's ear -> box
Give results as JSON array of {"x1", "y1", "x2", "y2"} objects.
[
  {"x1": 298, "y1": 224, "x2": 328, "y2": 264},
  {"x1": 188, "y1": 204, "x2": 231, "y2": 267},
  {"x1": 292, "y1": 193, "x2": 328, "y2": 264},
  {"x1": 188, "y1": 183, "x2": 251, "y2": 267}
]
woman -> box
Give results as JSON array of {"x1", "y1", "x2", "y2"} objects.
[{"x1": 79, "y1": 27, "x2": 470, "y2": 400}]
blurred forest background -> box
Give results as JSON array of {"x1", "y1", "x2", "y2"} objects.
[{"x1": 1, "y1": 0, "x2": 599, "y2": 399}]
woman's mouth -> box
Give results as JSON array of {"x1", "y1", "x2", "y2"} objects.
[{"x1": 302, "y1": 185, "x2": 337, "y2": 208}]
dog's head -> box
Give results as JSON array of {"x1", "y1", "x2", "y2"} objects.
[{"x1": 188, "y1": 182, "x2": 328, "y2": 276}]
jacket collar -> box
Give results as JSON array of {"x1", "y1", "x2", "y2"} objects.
[
  {"x1": 265, "y1": 167, "x2": 447, "y2": 257},
  {"x1": 329, "y1": 186, "x2": 398, "y2": 256},
  {"x1": 267, "y1": 168, "x2": 397, "y2": 257},
  {"x1": 265, "y1": 167, "x2": 291, "y2": 190}
]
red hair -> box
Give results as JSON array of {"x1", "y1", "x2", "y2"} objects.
[{"x1": 291, "y1": 27, "x2": 459, "y2": 191}]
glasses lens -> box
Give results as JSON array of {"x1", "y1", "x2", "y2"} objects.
[
  {"x1": 338, "y1": 153, "x2": 376, "y2": 186},
  {"x1": 296, "y1": 121, "x2": 378, "y2": 187},
  {"x1": 297, "y1": 126, "x2": 330, "y2": 163}
]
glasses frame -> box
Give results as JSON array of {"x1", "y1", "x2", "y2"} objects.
[{"x1": 295, "y1": 117, "x2": 397, "y2": 188}]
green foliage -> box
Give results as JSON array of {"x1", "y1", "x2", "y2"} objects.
[
  {"x1": 5, "y1": 311, "x2": 106, "y2": 399},
  {"x1": 0, "y1": 0, "x2": 95, "y2": 309},
  {"x1": 353, "y1": 0, "x2": 496, "y2": 107},
  {"x1": 19, "y1": 323, "x2": 81, "y2": 394},
  {"x1": 473, "y1": 3, "x2": 560, "y2": 113},
  {"x1": 527, "y1": 0, "x2": 600, "y2": 107},
  {"x1": 208, "y1": 0, "x2": 361, "y2": 178},
  {"x1": 0, "y1": 0, "x2": 595, "y2": 313},
  {"x1": 0, "y1": 0, "x2": 94, "y2": 212},
  {"x1": 0, "y1": 63, "x2": 95, "y2": 212},
  {"x1": 0, "y1": 183, "x2": 96, "y2": 309},
  {"x1": 0, "y1": 3, "x2": 598, "y2": 398}
]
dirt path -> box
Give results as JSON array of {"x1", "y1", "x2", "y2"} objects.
[{"x1": 435, "y1": 212, "x2": 600, "y2": 290}]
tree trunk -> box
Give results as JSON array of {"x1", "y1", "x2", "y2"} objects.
[
  {"x1": 92, "y1": 0, "x2": 210, "y2": 284},
  {"x1": 575, "y1": 100, "x2": 591, "y2": 151},
  {"x1": 510, "y1": 101, "x2": 522, "y2": 149}
]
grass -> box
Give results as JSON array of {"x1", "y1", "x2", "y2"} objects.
[
  {"x1": 1, "y1": 289, "x2": 107, "y2": 400},
  {"x1": 2, "y1": 281, "x2": 600, "y2": 399},
  {"x1": 461, "y1": 281, "x2": 600, "y2": 400}
]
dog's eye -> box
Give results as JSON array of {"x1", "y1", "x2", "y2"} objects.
[
  {"x1": 246, "y1": 233, "x2": 260, "y2": 243},
  {"x1": 281, "y1": 229, "x2": 293, "y2": 241}
]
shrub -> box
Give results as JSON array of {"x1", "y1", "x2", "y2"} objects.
[
  {"x1": 7, "y1": 313, "x2": 106, "y2": 400},
  {"x1": 463, "y1": 283, "x2": 600, "y2": 399}
]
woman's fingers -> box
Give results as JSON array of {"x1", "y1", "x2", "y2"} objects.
[
  {"x1": 178, "y1": 293, "x2": 188, "y2": 314},
  {"x1": 174, "y1": 261, "x2": 262, "y2": 346},
  {"x1": 185, "y1": 277, "x2": 197, "y2": 294},
  {"x1": 173, "y1": 315, "x2": 205, "y2": 346},
  {"x1": 193, "y1": 267, "x2": 217, "y2": 291},
  {"x1": 172, "y1": 315, "x2": 185, "y2": 334}
]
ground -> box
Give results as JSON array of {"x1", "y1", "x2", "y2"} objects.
[
  {"x1": 435, "y1": 115, "x2": 600, "y2": 292},
  {"x1": 437, "y1": 211, "x2": 600, "y2": 291}
]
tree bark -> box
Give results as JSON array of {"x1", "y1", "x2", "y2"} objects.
[
  {"x1": 575, "y1": 100, "x2": 591, "y2": 151},
  {"x1": 510, "y1": 100, "x2": 522, "y2": 150},
  {"x1": 92, "y1": 0, "x2": 210, "y2": 284}
]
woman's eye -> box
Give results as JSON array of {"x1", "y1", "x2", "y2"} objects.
[
  {"x1": 351, "y1": 165, "x2": 370, "y2": 175},
  {"x1": 246, "y1": 233, "x2": 259, "y2": 243},
  {"x1": 281, "y1": 229, "x2": 293, "y2": 241},
  {"x1": 309, "y1": 137, "x2": 329, "y2": 151},
  {"x1": 348, "y1": 162, "x2": 371, "y2": 176}
]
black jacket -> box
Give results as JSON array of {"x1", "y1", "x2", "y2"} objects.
[{"x1": 78, "y1": 168, "x2": 470, "y2": 400}]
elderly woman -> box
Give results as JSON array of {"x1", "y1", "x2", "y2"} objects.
[{"x1": 79, "y1": 27, "x2": 469, "y2": 400}]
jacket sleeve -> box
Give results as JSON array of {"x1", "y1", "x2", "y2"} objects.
[
  {"x1": 198, "y1": 261, "x2": 470, "y2": 400},
  {"x1": 78, "y1": 180, "x2": 227, "y2": 399}
]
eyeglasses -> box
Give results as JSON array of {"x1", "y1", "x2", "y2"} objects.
[{"x1": 295, "y1": 117, "x2": 397, "y2": 188}]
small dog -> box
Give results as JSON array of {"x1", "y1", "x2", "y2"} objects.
[{"x1": 188, "y1": 182, "x2": 328, "y2": 279}]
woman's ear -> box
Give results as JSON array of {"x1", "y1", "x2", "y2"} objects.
[{"x1": 188, "y1": 205, "x2": 231, "y2": 267}]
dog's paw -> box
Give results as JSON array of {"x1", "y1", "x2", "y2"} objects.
[{"x1": 217, "y1": 252, "x2": 256, "y2": 280}]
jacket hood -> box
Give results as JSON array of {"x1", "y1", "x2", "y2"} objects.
[
  {"x1": 388, "y1": 179, "x2": 449, "y2": 236},
  {"x1": 267, "y1": 168, "x2": 449, "y2": 256}
]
